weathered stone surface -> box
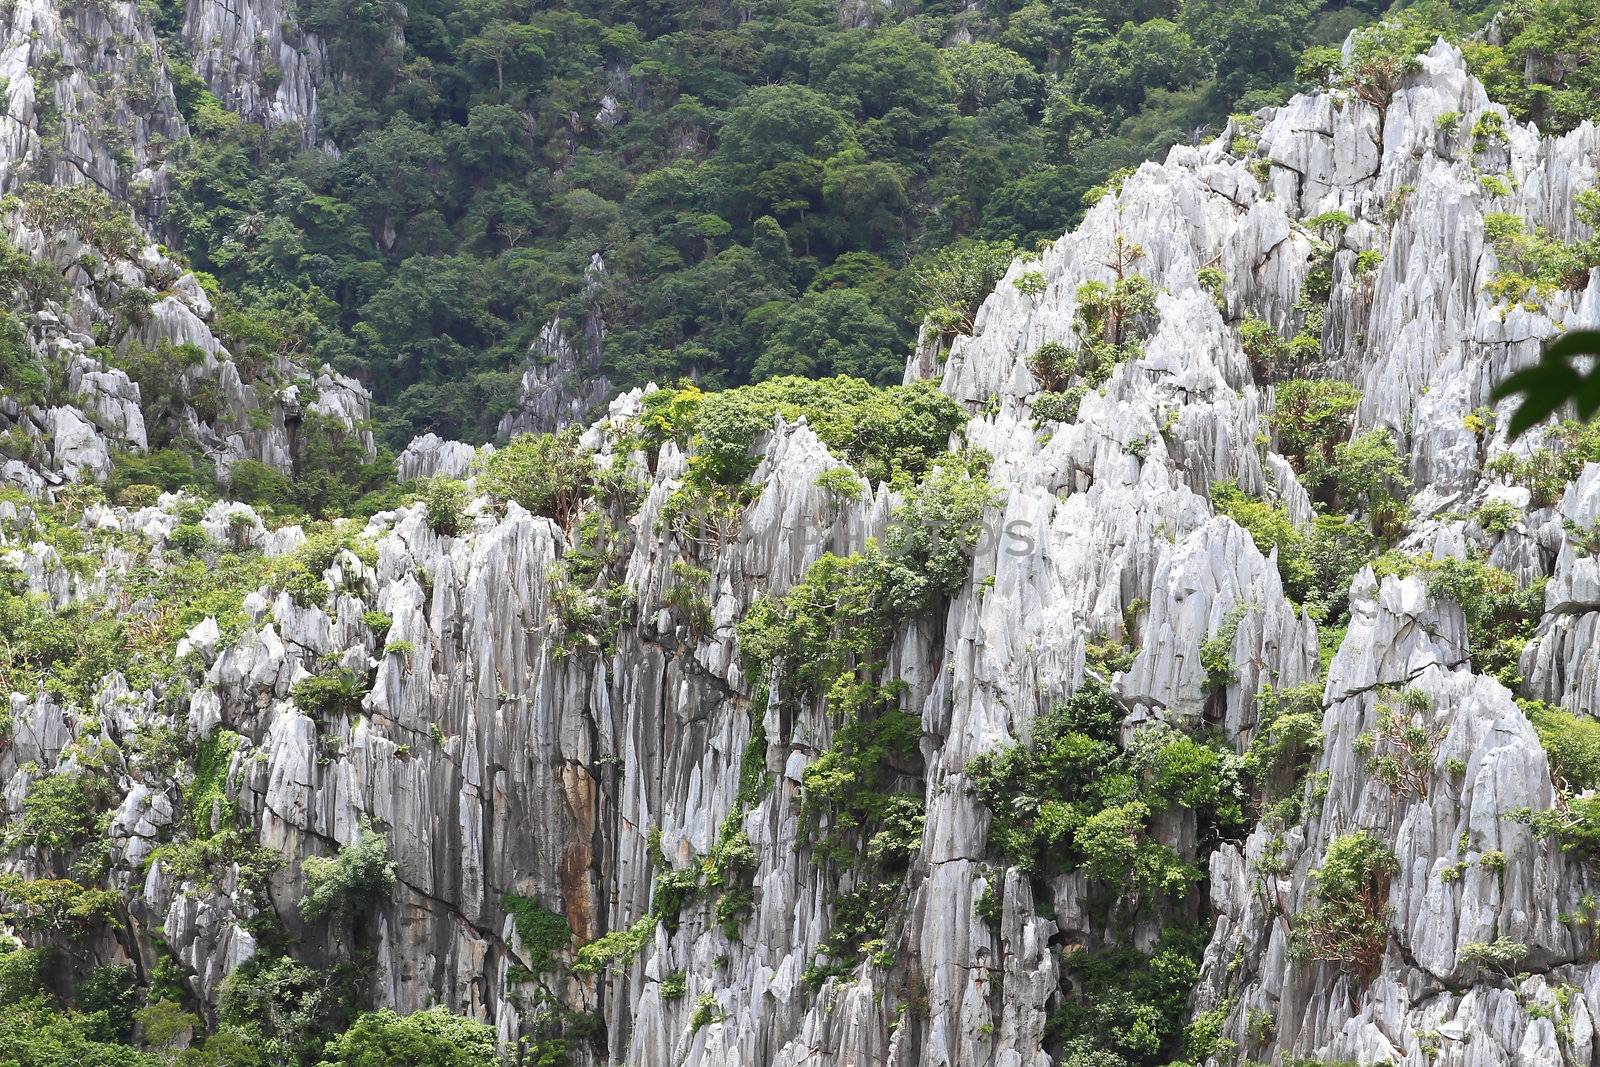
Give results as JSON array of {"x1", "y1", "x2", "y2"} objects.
[{"x1": 7, "y1": 26, "x2": 1600, "y2": 1067}]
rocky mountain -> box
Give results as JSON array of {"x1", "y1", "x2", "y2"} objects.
[{"x1": 5, "y1": 5, "x2": 1600, "y2": 1066}]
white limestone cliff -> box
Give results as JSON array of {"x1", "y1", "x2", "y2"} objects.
[{"x1": 7, "y1": 30, "x2": 1600, "y2": 1067}]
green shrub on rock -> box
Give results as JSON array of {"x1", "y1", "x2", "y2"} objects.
[
  {"x1": 1291, "y1": 830, "x2": 1398, "y2": 974},
  {"x1": 479, "y1": 428, "x2": 594, "y2": 528},
  {"x1": 299, "y1": 828, "x2": 397, "y2": 923},
  {"x1": 315, "y1": 1006, "x2": 499, "y2": 1067}
]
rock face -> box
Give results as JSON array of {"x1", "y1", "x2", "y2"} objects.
[
  {"x1": 0, "y1": 0, "x2": 370, "y2": 495},
  {"x1": 6, "y1": 31, "x2": 1600, "y2": 1067},
  {"x1": 180, "y1": 0, "x2": 328, "y2": 144},
  {"x1": 498, "y1": 254, "x2": 613, "y2": 439},
  {"x1": 0, "y1": 0, "x2": 187, "y2": 211}
]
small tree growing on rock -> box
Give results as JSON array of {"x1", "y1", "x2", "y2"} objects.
[
  {"x1": 479, "y1": 428, "x2": 594, "y2": 529},
  {"x1": 1356, "y1": 688, "x2": 1446, "y2": 799}
]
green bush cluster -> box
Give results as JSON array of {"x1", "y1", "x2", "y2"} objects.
[
  {"x1": 1242, "y1": 683, "x2": 1326, "y2": 816},
  {"x1": 1047, "y1": 925, "x2": 1212, "y2": 1066},
  {"x1": 1290, "y1": 830, "x2": 1398, "y2": 974},
  {"x1": 501, "y1": 894, "x2": 571, "y2": 974},
  {"x1": 1480, "y1": 195, "x2": 1600, "y2": 311},
  {"x1": 479, "y1": 428, "x2": 594, "y2": 528},
  {"x1": 0, "y1": 308, "x2": 45, "y2": 409},
  {"x1": 1200, "y1": 604, "x2": 1248, "y2": 693},
  {"x1": 1512, "y1": 699, "x2": 1600, "y2": 861},
  {"x1": 638, "y1": 376, "x2": 965, "y2": 492},
  {"x1": 421, "y1": 478, "x2": 469, "y2": 536},
  {"x1": 298, "y1": 828, "x2": 398, "y2": 923},
  {"x1": 18, "y1": 770, "x2": 116, "y2": 855},
  {"x1": 1464, "y1": 1, "x2": 1600, "y2": 135},
  {"x1": 1524, "y1": 699, "x2": 1600, "y2": 792},
  {"x1": 1212, "y1": 480, "x2": 1378, "y2": 626},
  {"x1": 317, "y1": 1007, "x2": 500, "y2": 1067},
  {"x1": 0, "y1": 875, "x2": 119, "y2": 934},
  {"x1": 966, "y1": 679, "x2": 1243, "y2": 893},
  {"x1": 269, "y1": 523, "x2": 377, "y2": 609},
  {"x1": 0, "y1": 945, "x2": 507, "y2": 1067},
  {"x1": 290, "y1": 669, "x2": 367, "y2": 723},
  {"x1": 572, "y1": 915, "x2": 656, "y2": 977},
  {"x1": 1269, "y1": 380, "x2": 1408, "y2": 532},
  {"x1": 0, "y1": 491, "x2": 287, "y2": 708},
  {"x1": 147, "y1": 829, "x2": 283, "y2": 899}
]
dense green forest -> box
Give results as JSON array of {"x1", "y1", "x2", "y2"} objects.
[{"x1": 161, "y1": 0, "x2": 1427, "y2": 446}]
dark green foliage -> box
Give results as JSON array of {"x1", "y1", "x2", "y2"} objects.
[
  {"x1": 1211, "y1": 479, "x2": 1377, "y2": 625},
  {"x1": 649, "y1": 867, "x2": 702, "y2": 932},
  {"x1": 1513, "y1": 698, "x2": 1600, "y2": 859},
  {"x1": 217, "y1": 954, "x2": 363, "y2": 1064},
  {"x1": 421, "y1": 478, "x2": 469, "y2": 536},
  {"x1": 737, "y1": 458, "x2": 992, "y2": 981},
  {"x1": 73, "y1": 966, "x2": 139, "y2": 1044},
  {"x1": 501, "y1": 894, "x2": 571, "y2": 973},
  {"x1": 0, "y1": 309, "x2": 44, "y2": 408},
  {"x1": 288, "y1": 414, "x2": 399, "y2": 521},
  {"x1": 0, "y1": 951, "x2": 162, "y2": 1066},
  {"x1": 913, "y1": 239, "x2": 1023, "y2": 339},
  {"x1": 799, "y1": 682, "x2": 923, "y2": 863},
  {"x1": 1291, "y1": 830, "x2": 1397, "y2": 974},
  {"x1": 1512, "y1": 795, "x2": 1600, "y2": 856},
  {"x1": 1201, "y1": 605, "x2": 1248, "y2": 694},
  {"x1": 1269, "y1": 378, "x2": 1409, "y2": 538},
  {"x1": 147, "y1": 0, "x2": 1395, "y2": 445},
  {"x1": 1031, "y1": 387, "x2": 1088, "y2": 425},
  {"x1": 106, "y1": 448, "x2": 215, "y2": 502},
  {"x1": 1464, "y1": 0, "x2": 1600, "y2": 135},
  {"x1": 1048, "y1": 926, "x2": 1211, "y2": 1066},
  {"x1": 572, "y1": 915, "x2": 655, "y2": 976},
  {"x1": 0, "y1": 946, "x2": 49, "y2": 1003},
  {"x1": 0, "y1": 995, "x2": 161, "y2": 1067},
  {"x1": 0, "y1": 875, "x2": 119, "y2": 934},
  {"x1": 1270, "y1": 378, "x2": 1362, "y2": 491},
  {"x1": 298, "y1": 828, "x2": 397, "y2": 922},
  {"x1": 1487, "y1": 418, "x2": 1600, "y2": 505},
  {"x1": 799, "y1": 881, "x2": 903, "y2": 990},
  {"x1": 1213, "y1": 481, "x2": 1310, "y2": 598},
  {"x1": 19, "y1": 184, "x2": 141, "y2": 262},
  {"x1": 966, "y1": 679, "x2": 1242, "y2": 890},
  {"x1": 147, "y1": 829, "x2": 284, "y2": 900}
]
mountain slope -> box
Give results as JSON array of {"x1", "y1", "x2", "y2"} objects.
[{"x1": 6, "y1": 12, "x2": 1600, "y2": 1067}]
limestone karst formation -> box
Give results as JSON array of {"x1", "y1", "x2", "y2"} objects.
[{"x1": 4, "y1": 2, "x2": 1600, "y2": 1064}]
